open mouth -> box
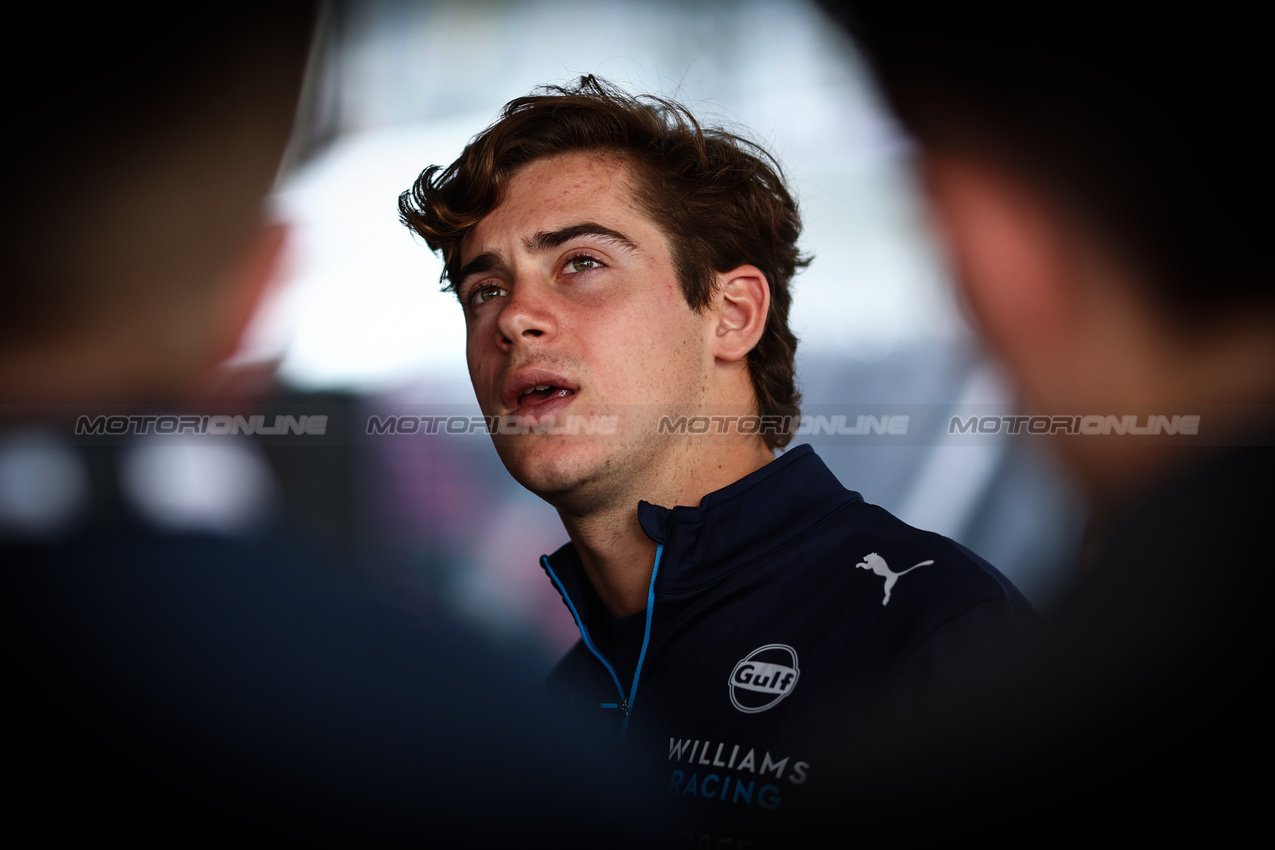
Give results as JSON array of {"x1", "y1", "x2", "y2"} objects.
[
  {"x1": 517, "y1": 384, "x2": 574, "y2": 408},
  {"x1": 509, "y1": 385, "x2": 577, "y2": 421},
  {"x1": 501, "y1": 372, "x2": 580, "y2": 418}
]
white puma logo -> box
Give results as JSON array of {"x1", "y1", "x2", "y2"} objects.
[{"x1": 855, "y1": 552, "x2": 934, "y2": 606}]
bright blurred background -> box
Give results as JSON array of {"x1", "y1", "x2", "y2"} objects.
[{"x1": 234, "y1": 0, "x2": 1087, "y2": 672}]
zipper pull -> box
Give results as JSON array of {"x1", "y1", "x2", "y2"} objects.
[{"x1": 620, "y1": 699, "x2": 630, "y2": 717}]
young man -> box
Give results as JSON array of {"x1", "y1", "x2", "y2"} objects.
[
  {"x1": 400, "y1": 76, "x2": 1035, "y2": 843},
  {"x1": 808, "y1": 5, "x2": 1273, "y2": 840}
]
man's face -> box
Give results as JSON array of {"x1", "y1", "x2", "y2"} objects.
[{"x1": 456, "y1": 152, "x2": 713, "y2": 512}]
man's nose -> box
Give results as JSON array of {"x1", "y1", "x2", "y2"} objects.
[{"x1": 495, "y1": 278, "x2": 557, "y2": 348}]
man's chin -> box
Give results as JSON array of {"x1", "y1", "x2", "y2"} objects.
[{"x1": 495, "y1": 439, "x2": 615, "y2": 506}]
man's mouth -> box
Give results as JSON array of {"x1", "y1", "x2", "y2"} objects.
[
  {"x1": 500, "y1": 371, "x2": 580, "y2": 416},
  {"x1": 518, "y1": 384, "x2": 574, "y2": 407}
]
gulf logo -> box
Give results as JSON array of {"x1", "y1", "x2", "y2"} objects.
[{"x1": 728, "y1": 644, "x2": 800, "y2": 714}]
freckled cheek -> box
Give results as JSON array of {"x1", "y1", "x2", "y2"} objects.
[
  {"x1": 611, "y1": 328, "x2": 662, "y2": 394},
  {"x1": 465, "y1": 341, "x2": 490, "y2": 385}
]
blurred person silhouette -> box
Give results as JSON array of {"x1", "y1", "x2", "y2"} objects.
[
  {"x1": 802, "y1": 3, "x2": 1273, "y2": 840},
  {"x1": 0, "y1": 6, "x2": 658, "y2": 846}
]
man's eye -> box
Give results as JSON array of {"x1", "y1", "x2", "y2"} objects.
[
  {"x1": 563, "y1": 255, "x2": 601, "y2": 274},
  {"x1": 471, "y1": 284, "x2": 508, "y2": 305}
]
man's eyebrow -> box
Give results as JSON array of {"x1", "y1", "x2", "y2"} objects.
[
  {"x1": 454, "y1": 251, "x2": 506, "y2": 290},
  {"x1": 524, "y1": 223, "x2": 638, "y2": 254},
  {"x1": 454, "y1": 224, "x2": 636, "y2": 295}
]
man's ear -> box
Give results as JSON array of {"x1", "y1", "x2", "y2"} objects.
[
  {"x1": 193, "y1": 221, "x2": 289, "y2": 400},
  {"x1": 208, "y1": 221, "x2": 289, "y2": 367},
  {"x1": 921, "y1": 152, "x2": 1079, "y2": 398},
  {"x1": 710, "y1": 265, "x2": 770, "y2": 362}
]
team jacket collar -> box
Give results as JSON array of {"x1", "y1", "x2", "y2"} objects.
[{"x1": 544, "y1": 444, "x2": 863, "y2": 601}]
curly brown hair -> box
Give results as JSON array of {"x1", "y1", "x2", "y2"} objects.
[{"x1": 398, "y1": 75, "x2": 808, "y2": 448}]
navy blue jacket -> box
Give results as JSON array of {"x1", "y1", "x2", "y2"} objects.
[{"x1": 541, "y1": 445, "x2": 1035, "y2": 844}]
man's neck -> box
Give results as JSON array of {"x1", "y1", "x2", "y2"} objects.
[{"x1": 559, "y1": 440, "x2": 774, "y2": 617}]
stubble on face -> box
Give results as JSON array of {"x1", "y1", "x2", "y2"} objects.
[{"x1": 462, "y1": 153, "x2": 713, "y2": 519}]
